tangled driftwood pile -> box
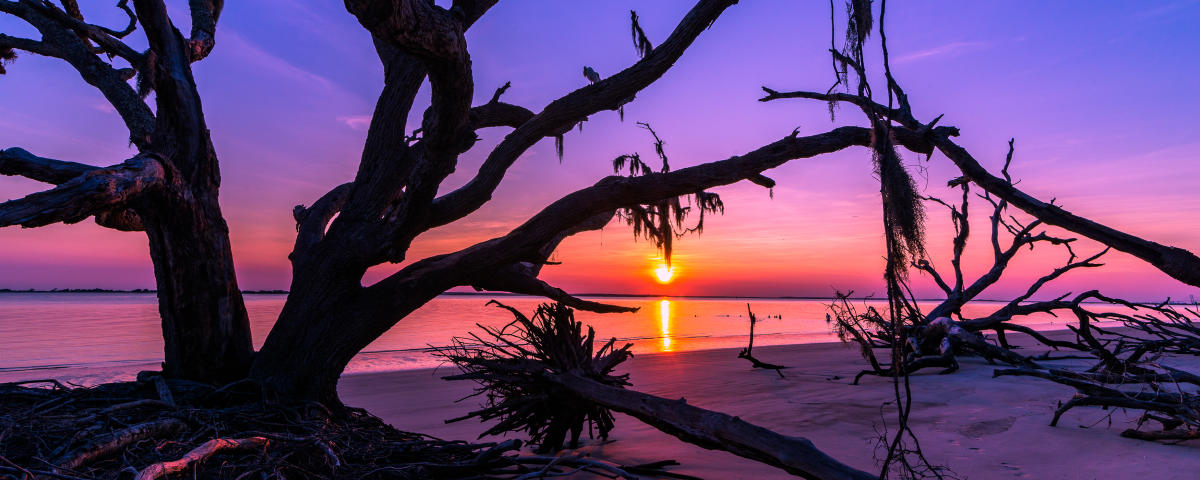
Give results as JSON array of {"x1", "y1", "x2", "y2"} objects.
[{"x1": 0, "y1": 373, "x2": 689, "y2": 479}]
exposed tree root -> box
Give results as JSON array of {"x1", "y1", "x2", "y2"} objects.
[
  {"x1": 134, "y1": 437, "x2": 270, "y2": 480},
  {"x1": 0, "y1": 375, "x2": 691, "y2": 479},
  {"x1": 441, "y1": 301, "x2": 875, "y2": 480},
  {"x1": 55, "y1": 418, "x2": 186, "y2": 471}
]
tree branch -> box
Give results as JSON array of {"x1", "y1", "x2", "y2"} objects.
[
  {"x1": 346, "y1": 0, "x2": 476, "y2": 157},
  {"x1": 344, "y1": 0, "x2": 470, "y2": 60},
  {"x1": 450, "y1": 0, "x2": 498, "y2": 26},
  {"x1": 428, "y1": 0, "x2": 738, "y2": 228},
  {"x1": 761, "y1": 86, "x2": 1200, "y2": 288},
  {"x1": 1, "y1": 0, "x2": 154, "y2": 147},
  {"x1": 0, "y1": 32, "x2": 62, "y2": 58},
  {"x1": 134, "y1": 437, "x2": 269, "y2": 480},
  {"x1": 471, "y1": 264, "x2": 638, "y2": 314},
  {"x1": 16, "y1": 0, "x2": 143, "y2": 63},
  {"x1": 370, "y1": 126, "x2": 904, "y2": 315},
  {"x1": 291, "y1": 182, "x2": 352, "y2": 260},
  {"x1": 933, "y1": 133, "x2": 1200, "y2": 287},
  {"x1": 0, "y1": 147, "x2": 98, "y2": 184},
  {"x1": 470, "y1": 210, "x2": 638, "y2": 314},
  {"x1": 186, "y1": 0, "x2": 223, "y2": 61},
  {"x1": 470, "y1": 100, "x2": 536, "y2": 130},
  {"x1": 553, "y1": 372, "x2": 874, "y2": 479},
  {"x1": 0, "y1": 154, "x2": 163, "y2": 228},
  {"x1": 328, "y1": 9, "x2": 496, "y2": 264},
  {"x1": 0, "y1": 148, "x2": 148, "y2": 231},
  {"x1": 337, "y1": 127, "x2": 888, "y2": 361}
]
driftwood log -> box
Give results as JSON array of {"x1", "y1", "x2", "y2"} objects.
[
  {"x1": 133, "y1": 437, "x2": 270, "y2": 480},
  {"x1": 995, "y1": 366, "x2": 1200, "y2": 441},
  {"x1": 552, "y1": 371, "x2": 873, "y2": 480},
  {"x1": 825, "y1": 171, "x2": 1197, "y2": 385},
  {"x1": 442, "y1": 302, "x2": 873, "y2": 480}
]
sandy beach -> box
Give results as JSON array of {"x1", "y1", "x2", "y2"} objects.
[{"x1": 340, "y1": 339, "x2": 1200, "y2": 479}]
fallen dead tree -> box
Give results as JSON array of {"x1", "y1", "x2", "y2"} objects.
[
  {"x1": 440, "y1": 301, "x2": 875, "y2": 480},
  {"x1": 995, "y1": 359, "x2": 1200, "y2": 442},
  {"x1": 821, "y1": 153, "x2": 1200, "y2": 444},
  {"x1": 833, "y1": 190, "x2": 1200, "y2": 386},
  {"x1": 825, "y1": 164, "x2": 1197, "y2": 383},
  {"x1": 825, "y1": 188, "x2": 1200, "y2": 442}
]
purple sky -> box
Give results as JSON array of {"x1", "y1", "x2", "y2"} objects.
[{"x1": 1, "y1": 1, "x2": 1198, "y2": 301}]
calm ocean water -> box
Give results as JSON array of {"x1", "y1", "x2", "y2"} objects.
[{"x1": 0, "y1": 293, "x2": 1098, "y2": 385}]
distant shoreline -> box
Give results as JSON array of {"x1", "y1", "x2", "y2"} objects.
[
  {"x1": 0, "y1": 288, "x2": 889, "y2": 300},
  {"x1": 0, "y1": 288, "x2": 1191, "y2": 305},
  {"x1": 0, "y1": 288, "x2": 289, "y2": 295}
]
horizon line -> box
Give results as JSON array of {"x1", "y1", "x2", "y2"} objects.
[{"x1": 1, "y1": 288, "x2": 1193, "y2": 306}]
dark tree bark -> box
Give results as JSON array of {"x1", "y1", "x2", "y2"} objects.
[
  {"x1": 7, "y1": 0, "x2": 1197, "y2": 416},
  {"x1": 0, "y1": 0, "x2": 252, "y2": 382},
  {"x1": 248, "y1": 0, "x2": 749, "y2": 401},
  {"x1": 247, "y1": 0, "x2": 958, "y2": 401}
]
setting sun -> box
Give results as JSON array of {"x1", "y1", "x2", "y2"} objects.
[{"x1": 654, "y1": 264, "x2": 675, "y2": 283}]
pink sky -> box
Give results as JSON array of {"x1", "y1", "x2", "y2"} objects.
[{"x1": 1, "y1": 1, "x2": 1198, "y2": 302}]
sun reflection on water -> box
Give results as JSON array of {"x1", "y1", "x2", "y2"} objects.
[{"x1": 659, "y1": 299, "x2": 673, "y2": 351}]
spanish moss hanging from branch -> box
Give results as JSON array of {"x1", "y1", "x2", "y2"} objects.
[
  {"x1": 630, "y1": 10, "x2": 654, "y2": 59},
  {"x1": 610, "y1": 123, "x2": 725, "y2": 267},
  {"x1": 873, "y1": 122, "x2": 927, "y2": 282},
  {"x1": 0, "y1": 46, "x2": 15, "y2": 75},
  {"x1": 844, "y1": 0, "x2": 873, "y2": 66}
]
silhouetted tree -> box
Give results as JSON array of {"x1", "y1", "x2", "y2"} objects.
[
  {"x1": 4, "y1": 0, "x2": 1200, "y2": 409},
  {"x1": 0, "y1": 0, "x2": 252, "y2": 383}
]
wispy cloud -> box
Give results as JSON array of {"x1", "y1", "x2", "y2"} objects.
[
  {"x1": 92, "y1": 102, "x2": 116, "y2": 114},
  {"x1": 337, "y1": 115, "x2": 372, "y2": 131},
  {"x1": 220, "y1": 30, "x2": 339, "y2": 92},
  {"x1": 892, "y1": 41, "x2": 989, "y2": 65}
]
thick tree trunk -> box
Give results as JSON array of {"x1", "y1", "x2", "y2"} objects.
[
  {"x1": 141, "y1": 180, "x2": 253, "y2": 383},
  {"x1": 248, "y1": 251, "x2": 429, "y2": 403},
  {"x1": 130, "y1": 2, "x2": 256, "y2": 384},
  {"x1": 248, "y1": 280, "x2": 359, "y2": 403}
]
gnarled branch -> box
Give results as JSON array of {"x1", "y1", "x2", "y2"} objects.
[
  {"x1": 761, "y1": 87, "x2": 1200, "y2": 288},
  {"x1": 468, "y1": 210, "x2": 638, "y2": 314},
  {"x1": 134, "y1": 437, "x2": 269, "y2": 480},
  {"x1": 0, "y1": 32, "x2": 62, "y2": 58},
  {"x1": 470, "y1": 264, "x2": 638, "y2": 314},
  {"x1": 292, "y1": 182, "x2": 352, "y2": 259},
  {"x1": 470, "y1": 100, "x2": 536, "y2": 130},
  {"x1": 0, "y1": 154, "x2": 163, "y2": 228},
  {"x1": 1, "y1": 0, "x2": 154, "y2": 147},
  {"x1": 56, "y1": 418, "x2": 185, "y2": 471},
  {"x1": 186, "y1": 0, "x2": 224, "y2": 61},
  {"x1": 369, "y1": 125, "x2": 932, "y2": 317},
  {"x1": 0, "y1": 147, "x2": 98, "y2": 184},
  {"x1": 428, "y1": 0, "x2": 738, "y2": 229}
]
